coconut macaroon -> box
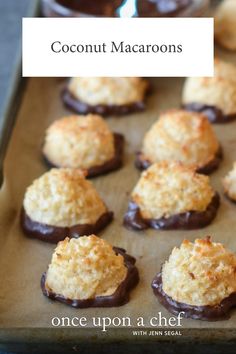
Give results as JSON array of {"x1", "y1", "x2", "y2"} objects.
[
  {"x1": 152, "y1": 237, "x2": 236, "y2": 320},
  {"x1": 43, "y1": 114, "x2": 124, "y2": 177},
  {"x1": 62, "y1": 77, "x2": 149, "y2": 116},
  {"x1": 215, "y1": 0, "x2": 236, "y2": 51},
  {"x1": 41, "y1": 235, "x2": 139, "y2": 308},
  {"x1": 21, "y1": 169, "x2": 113, "y2": 243},
  {"x1": 182, "y1": 59, "x2": 236, "y2": 123},
  {"x1": 124, "y1": 162, "x2": 220, "y2": 231},
  {"x1": 223, "y1": 163, "x2": 236, "y2": 202},
  {"x1": 136, "y1": 110, "x2": 221, "y2": 174}
]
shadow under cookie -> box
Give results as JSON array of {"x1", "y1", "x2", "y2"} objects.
[
  {"x1": 41, "y1": 247, "x2": 139, "y2": 308},
  {"x1": 123, "y1": 193, "x2": 220, "y2": 231}
]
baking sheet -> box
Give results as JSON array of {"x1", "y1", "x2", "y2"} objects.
[
  {"x1": 1, "y1": 49, "x2": 236, "y2": 341},
  {"x1": 0, "y1": 5, "x2": 236, "y2": 341}
]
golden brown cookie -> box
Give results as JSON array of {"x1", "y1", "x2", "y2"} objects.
[
  {"x1": 223, "y1": 163, "x2": 236, "y2": 203},
  {"x1": 183, "y1": 59, "x2": 236, "y2": 123},
  {"x1": 152, "y1": 237, "x2": 236, "y2": 320},
  {"x1": 43, "y1": 114, "x2": 124, "y2": 177},
  {"x1": 62, "y1": 77, "x2": 149, "y2": 116},
  {"x1": 21, "y1": 168, "x2": 113, "y2": 243},
  {"x1": 124, "y1": 162, "x2": 220, "y2": 230},
  {"x1": 215, "y1": 0, "x2": 236, "y2": 51},
  {"x1": 41, "y1": 235, "x2": 139, "y2": 308},
  {"x1": 136, "y1": 109, "x2": 221, "y2": 174}
]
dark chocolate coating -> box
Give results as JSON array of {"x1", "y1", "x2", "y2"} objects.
[
  {"x1": 135, "y1": 147, "x2": 223, "y2": 175},
  {"x1": 197, "y1": 147, "x2": 223, "y2": 175},
  {"x1": 62, "y1": 88, "x2": 146, "y2": 116},
  {"x1": 41, "y1": 247, "x2": 139, "y2": 308},
  {"x1": 20, "y1": 207, "x2": 113, "y2": 244},
  {"x1": 42, "y1": 0, "x2": 191, "y2": 17},
  {"x1": 43, "y1": 133, "x2": 124, "y2": 178},
  {"x1": 123, "y1": 193, "x2": 220, "y2": 231},
  {"x1": 183, "y1": 103, "x2": 236, "y2": 124},
  {"x1": 56, "y1": 0, "x2": 123, "y2": 16},
  {"x1": 152, "y1": 272, "x2": 236, "y2": 321}
]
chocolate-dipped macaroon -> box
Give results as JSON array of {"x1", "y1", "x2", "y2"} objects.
[
  {"x1": 183, "y1": 59, "x2": 236, "y2": 123},
  {"x1": 43, "y1": 114, "x2": 124, "y2": 177},
  {"x1": 62, "y1": 77, "x2": 149, "y2": 116},
  {"x1": 21, "y1": 169, "x2": 113, "y2": 243},
  {"x1": 223, "y1": 163, "x2": 236, "y2": 203},
  {"x1": 124, "y1": 161, "x2": 220, "y2": 231},
  {"x1": 215, "y1": 0, "x2": 236, "y2": 51},
  {"x1": 136, "y1": 110, "x2": 221, "y2": 174},
  {"x1": 152, "y1": 237, "x2": 236, "y2": 321},
  {"x1": 41, "y1": 235, "x2": 139, "y2": 308}
]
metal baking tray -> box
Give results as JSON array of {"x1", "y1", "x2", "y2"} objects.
[{"x1": 1, "y1": 1, "x2": 236, "y2": 353}]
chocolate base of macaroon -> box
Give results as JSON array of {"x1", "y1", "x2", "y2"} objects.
[
  {"x1": 41, "y1": 247, "x2": 139, "y2": 308},
  {"x1": 43, "y1": 0, "x2": 191, "y2": 17},
  {"x1": 183, "y1": 103, "x2": 236, "y2": 124},
  {"x1": 20, "y1": 208, "x2": 113, "y2": 244},
  {"x1": 123, "y1": 193, "x2": 220, "y2": 231},
  {"x1": 62, "y1": 88, "x2": 147, "y2": 116},
  {"x1": 43, "y1": 133, "x2": 124, "y2": 178},
  {"x1": 152, "y1": 272, "x2": 236, "y2": 321},
  {"x1": 135, "y1": 147, "x2": 223, "y2": 175}
]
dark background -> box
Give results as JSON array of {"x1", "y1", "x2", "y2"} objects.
[
  {"x1": 0, "y1": 3, "x2": 27, "y2": 342},
  {"x1": 0, "y1": 0, "x2": 31, "y2": 123}
]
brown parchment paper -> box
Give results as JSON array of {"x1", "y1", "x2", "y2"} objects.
[{"x1": 0, "y1": 48, "x2": 236, "y2": 332}]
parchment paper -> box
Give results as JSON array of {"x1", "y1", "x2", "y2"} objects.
[{"x1": 0, "y1": 47, "x2": 236, "y2": 332}]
